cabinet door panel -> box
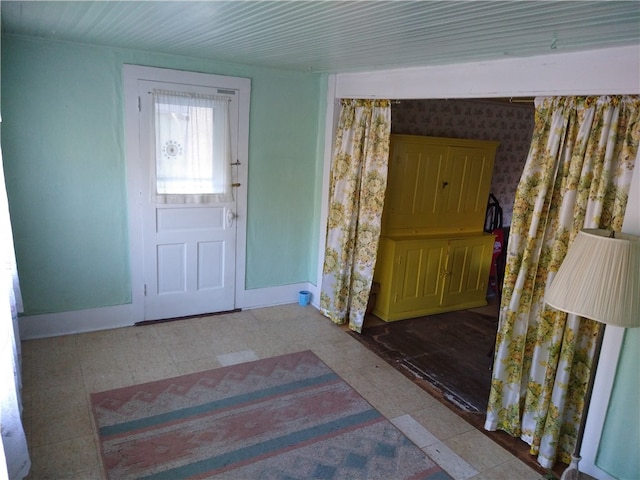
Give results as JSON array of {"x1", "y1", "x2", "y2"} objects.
[
  {"x1": 439, "y1": 147, "x2": 495, "y2": 232},
  {"x1": 385, "y1": 141, "x2": 447, "y2": 233},
  {"x1": 393, "y1": 240, "x2": 447, "y2": 313},
  {"x1": 442, "y1": 235, "x2": 493, "y2": 306}
]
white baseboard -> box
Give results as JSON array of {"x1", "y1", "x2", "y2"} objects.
[
  {"x1": 18, "y1": 282, "x2": 318, "y2": 340},
  {"x1": 240, "y1": 282, "x2": 317, "y2": 310},
  {"x1": 18, "y1": 303, "x2": 139, "y2": 340}
]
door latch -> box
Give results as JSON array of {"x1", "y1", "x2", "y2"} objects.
[{"x1": 226, "y1": 209, "x2": 238, "y2": 228}]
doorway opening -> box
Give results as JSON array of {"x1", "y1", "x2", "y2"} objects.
[{"x1": 354, "y1": 98, "x2": 551, "y2": 474}]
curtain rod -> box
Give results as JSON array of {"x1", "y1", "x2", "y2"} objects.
[{"x1": 390, "y1": 97, "x2": 535, "y2": 104}]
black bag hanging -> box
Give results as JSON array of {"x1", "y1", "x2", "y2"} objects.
[{"x1": 484, "y1": 194, "x2": 503, "y2": 232}]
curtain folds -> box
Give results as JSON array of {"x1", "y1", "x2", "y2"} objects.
[
  {"x1": 320, "y1": 99, "x2": 391, "y2": 333},
  {"x1": 485, "y1": 95, "x2": 640, "y2": 468},
  {"x1": 0, "y1": 142, "x2": 30, "y2": 479}
]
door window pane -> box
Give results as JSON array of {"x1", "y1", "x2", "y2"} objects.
[{"x1": 153, "y1": 90, "x2": 232, "y2": 203}]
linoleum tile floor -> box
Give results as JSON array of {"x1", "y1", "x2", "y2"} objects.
[{"x1": 20, "y1": 304, "x2": 544, "y2": 480}]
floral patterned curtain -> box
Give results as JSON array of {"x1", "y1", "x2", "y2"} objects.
[
  {"x1": 485, "y1": 96, "x2": 640, "y2": 468},
  {"x1": 320, "y1": 99, "x2": 391, "y2": 333}
]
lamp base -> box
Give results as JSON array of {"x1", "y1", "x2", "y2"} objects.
[{"x1": 560, "y1": 454, "x2": 581, "y2": 480}]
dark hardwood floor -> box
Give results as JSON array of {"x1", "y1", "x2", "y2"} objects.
[
  {"x1": 356, "y1": 308, "x2": 496, "y2": 413},
  {"x1": 351, "y1": 298, "x2": 565, "y2": 478}
]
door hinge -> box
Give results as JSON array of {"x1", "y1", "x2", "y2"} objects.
[
  {"x1": 144, "y1": 284, "x2": 147, "y2": 296},
  {"x1": 137, "y1": 96, "x2": 141, "y2": 112}
]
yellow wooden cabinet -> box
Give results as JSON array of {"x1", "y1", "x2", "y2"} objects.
[
  {"x1": 374, "y1": 134, "x2": 498, "y2": 322},
  {"x1": 383, "y1": 135, "x2": 498, "y2": 236},
  {"x1": 373, "y1": 234, "x2": 495, "y2": 321}
]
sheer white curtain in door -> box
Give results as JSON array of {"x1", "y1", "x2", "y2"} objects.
[
  {"x1": 320, "y1": 99, "x2": 391, "y2": 333},
  {"x1": 152, "y1": 90, "x2": 233, "y2": 204},
  {"x1": 0, "y1": 140, "x2": 30, "y2": 478}
]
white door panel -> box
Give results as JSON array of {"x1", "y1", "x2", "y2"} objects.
[
  {"x1": 157, "y1": 243, "x2": 186, "y2": 294},
  {"x1": 156, "y1": 206, "x2": 225, "y2": 231},
  {"x1": 198, "y1": 240, "x2": 225, "y2": 289}
]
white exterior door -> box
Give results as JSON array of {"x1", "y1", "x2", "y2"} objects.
[{"x1": 125, "y1": 66, "x2": 250, "y2": 322}]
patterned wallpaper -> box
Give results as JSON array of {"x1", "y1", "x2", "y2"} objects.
[{"x1": 391, "y1": 99, "x2": 535, "y2": 226}]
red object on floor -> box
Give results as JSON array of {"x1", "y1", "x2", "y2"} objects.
[{"x1": 489, "y1": 228, "x2": 504, "y2": 295}]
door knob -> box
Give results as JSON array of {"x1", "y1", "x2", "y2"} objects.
[{"x1": 226, "y1": 209, "x2": 238, "y2": 228}]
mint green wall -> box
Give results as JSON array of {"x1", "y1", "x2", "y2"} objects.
[
  {"x1": 596, "y1": 328, "x2": 639, "y2": 479},
  {"x1": 1, "y1": 35, "x2": 324, "y2": 315},
  {"x1": 244, "y1": 67, "x2": 324, "y2": 287}
]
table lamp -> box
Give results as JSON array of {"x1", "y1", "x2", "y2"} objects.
[{"x1": 545, "y1": 228, "x2": 640, "y2": 480}]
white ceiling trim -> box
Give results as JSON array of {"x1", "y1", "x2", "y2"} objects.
[{"x1": 334, "y1": 45, "x2": 640, "y2": 99}]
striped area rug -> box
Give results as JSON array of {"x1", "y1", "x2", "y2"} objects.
[{"x1": 90, "y1": 350, "x2": 451, "y2": 479}]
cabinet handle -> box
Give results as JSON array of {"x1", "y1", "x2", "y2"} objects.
[{"x1": 442, "y1": 181, "x2": 449, "y2": 188}]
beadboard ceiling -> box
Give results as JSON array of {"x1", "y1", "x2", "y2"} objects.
[{"x1": 2, "y1": 1, "x2": 639, "y2": 74}]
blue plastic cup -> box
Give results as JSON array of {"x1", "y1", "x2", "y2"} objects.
[{"x1": 298, "y1": 290, "x2": 311, "y2": 306}]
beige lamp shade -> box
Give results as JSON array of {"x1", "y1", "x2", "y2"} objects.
[{"x1": 545, "y1": 229, "x2": 640, "y2": 328}]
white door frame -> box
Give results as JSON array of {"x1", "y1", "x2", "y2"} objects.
[{"x1": 123, "y1": 64, "x2": 250, "y2": 322}]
